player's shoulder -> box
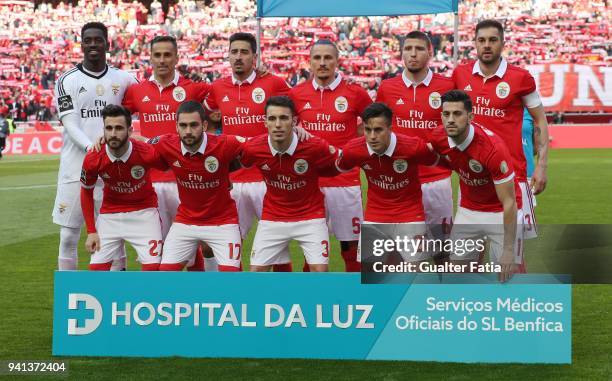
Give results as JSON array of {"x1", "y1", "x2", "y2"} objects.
[
  {"x1": 343, "y1": 136, "x2": 367, "y2": 152},
  {"x1": 261, "y1": 73, "x2": 289, "y2": 86},
  {"x1": 131, "y1": 139, "x2": 154, "y2": 153},
  {"x1": 342, "y1": 80, "x2": 369, "y2": 95},
  {"x1": 83, "y1": 147, "x2": 105, "y2": 167},
  {"x1": 150, "y1": 133, "x2": 177, "y2": 147},
  {"x1": 472, "y1": 123, "x2": 505, "y2": 151},
  {"x1": 211, "y1": 76, "x2": 232, "y2": 89},
  {"x1": 430, "y1": 73, "x2": 455, "y2": 88},
  {"x1": 244, "y1": 133, "x2": 268, "y2": 149},
  {"x1": 290, "y1": 80, "x2": 311, "y2": 95},
  {"x1": 56, "y1": 67, "x2": 80, "y2": 94},
  {"x1": 504, "y1": 63, "x2": 534, "y2": 80},
  {"x1": 57, "y1": 66, "x2": 80, "y2": 81},
  {"x1": 453, "y1": 61, "x2": 474, "y2": 73},
  {"x1": 380, "y1": 74, "x2": 402, "y2": 88}
]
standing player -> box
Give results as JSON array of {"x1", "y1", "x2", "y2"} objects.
[
  {"x1": 204, "y1": 32, "x2": 291, "y2": 259},
  {"x1": 452, "y1": 19, "x2": 549, "y2": 239},
  {"x1": 152, "y1": 101, "x2": 243, "y2": 271},
  {"x1": 336, "y1": 103, "x2": 440, "y2": 264},
  {"x1": 376, "y1": 31, "x2": 454, "y2": 259},
  {"x1": 53, "y1": 22, "x2": 137, "y2": 270},
  {"x1": 241, "y1": 97, "x2": 339, "y2": 272},
  {"x1": 428, "y1": 90, "x2": 522, "y2": 282},
  {"x1": 289, "y1": 39, "x2": 372, "y2": 272},
  {"x1": 81, "y1": 105, "x2": 167, "y2": 271},
  {"x1": 122, "y1": 36, "x2": 211, "y2": 271}
]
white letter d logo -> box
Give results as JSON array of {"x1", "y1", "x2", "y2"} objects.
[{"x1": 67, "y1": 293, "x2": 103, "y2": 335}]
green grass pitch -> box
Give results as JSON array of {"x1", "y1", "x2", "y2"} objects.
[{"x1": 0, "y1": 149, "x2": 610, "y2": 380}]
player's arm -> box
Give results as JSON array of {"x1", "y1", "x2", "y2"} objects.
[
  {"x1": 203, "y1": 87, "x2": 221, "y2": 123},
  {"x1": 414, "y1": 137, "x2": 441, "y2": 167},
  {"x1": 335, "y1": 144, "x2": 358, "y2": 173},
  {"x1": 54, "y1": 78, "x2": 93, "y2": 151},
  {"x1": 121, "y1": 83, "x2": 137, "y2": 114},
  {"x1": 316, "y1": 142, "x2": 341, "y2": 177},
  {"x1": 79, "y1": 158, "x2": 100, "y2": 253},
  {"x1": 494, "y1": 178, "x2": 518, "y2": 283},
  {"x1": 525, "y1": 104, "x2": 549, "y2": 195}
]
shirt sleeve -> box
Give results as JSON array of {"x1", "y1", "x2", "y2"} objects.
[
  {"x1": 61, "y1": 112, "x2": 93, "y2": 151},
  {"x1": 336, "y1": 143, "x2": 359, "y2": 172},
  {"x1": 486, "y1": 142, "x2": 515, "y2": 184},
  {"x1": 315, "y1": 140, "x2": 340, "y2": 176},
  {"x1": 521, "y1": 90, "x2": 542, "y2": 109},
  {"x1": 238, "y1": 142, "x2": 254, "y2": 168},
  {"x1": 122, "y1": 83, "x2": 137, "y2": 113},
  {"x1": 413, "y1": 137, "x2": 440, "y2": 166},
  {"x1": 355, "y1": 86, "x2": 373, "y2": 115},
  {"x1": 224, "y1": 135, "x2": 246, "y2": 161},
  {"x1": 203, "y1": 84, "x2": 218, "y2": 111},
  {"x1": 518, "y1": 71, "x2": 538, "y2": 98},
  {"x1": 375, "y1": 82, "x2": 387, "y2": 104},
  {"x1": 194, "y1": 82, "x2": 212, "y2": 103},
  {"x1": 54, "y1": 71, "x2": 77, "y2": 119},
  {"x1": 274, "y1": 76, "x2": 291, "y2": 96},
  {"x1": 141, "y1": 141, "x2": 170, "y2": 171},
  {"x1": 80, "y1": 153, "x2": 98, "y2": 189},
  {"x1": 80, "y1": 187, "x2": 97, "y2": 234}
]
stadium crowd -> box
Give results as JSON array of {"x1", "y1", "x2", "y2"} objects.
[{"x1": 0, "y1": 0, "x2": 609, "y2": 121}]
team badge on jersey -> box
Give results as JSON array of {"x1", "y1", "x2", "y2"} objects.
[
  {"x1": 393, "y1": 159, "x2": 408, "y2": 173},
  {"x1": 329, "y1": 145, "x2": 336, "y2": 155},
  {"x1": 429, "y1": 92, "x2": 442, "y2": 109},
  {"x1": 131, "y1": 165, "x2": 145, "y2": 179},
  {"x1": 500, "y1": 161, "x2": 509, "y2": 174},
  {"x1": 335, "y1": 96, "x2": 348, "y2": 113},
  {"x1": 95, "y1": 84, "x2": 105, "y2": 96},
  {"x1": 205, "y1": 156, "x2": 219, "y2": 173},
  {"x1": 112, "y1": 84, "x2": 121, "y2": 96},
  {"x1": 252, "y1": 88, "x2": 266, "y2": 104},
  {"x1": 468, "y1": 159, "x2": 483, "y2": 173},
  {"x1": 294, "y1": 159, "x2": 308, "y2": 174},
  {"x1": 496, "y1": 82, "x2": 510, "y2": 99},
  {"x1": 57, "y1": 95, "x2": 74, "y2": 113},
  {"x1": 173, "y1": 86, "x2": 186, "y2": 102}
]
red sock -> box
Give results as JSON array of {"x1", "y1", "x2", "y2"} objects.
[
  {"x1": 187, "y1": 246, "x2": 205, "y2": 272},
  {"x1": 218, "y1": 265, "x2": 241, "y2": 272},
  {"x1": 517, "y1": 261, "x2": 527, "y2": 273},
  {"x1": 273, "y1": 263, "x2": 293, "y2": 272},
  {"x1": 89, "y1": 262, "x2": 112, "y2": 271},
  {"x1": 159, "y1": 263, "x2": 184, "y2": 271},
  {"x1": 341, "y1": 246, "x2": 360, "y2": 272},
  {"x1": 141, "y1": 263, "x2": 160, "y2": 271}
]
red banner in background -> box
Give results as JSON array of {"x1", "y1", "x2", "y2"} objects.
[
  {"x1": 526, "y1": 64, "x2": 612, "y2": 113},
  {"x1": 2, "y1": 132, "x2": 63, "y2": 155}
]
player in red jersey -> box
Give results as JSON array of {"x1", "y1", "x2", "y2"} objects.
[
  {"x1": 376, "y1": 31, "x2": 454, "y2": 262},
  {"x1": 289, "y1": 39, "x2": 372, "y2": 272},
  {"x1": 336, "y1": 103, "x2": 440, "y2": 264},
  {"x1": 122, "y1": 36, "x2": 210, "y2": 271},
  {"x1": 452, "y1": 19, "x2": 549, "y2": 242},
  {"x1": 204, "y1": 33, "x2": 292, "y2": 268},
  {"x1": 427, "y1": 90, "x2": 523, "y2": 282},
  {"x1": 152, "y1": 101, "x2": 243, "y2": 271},
  {"x1": 81, "y1": 105, "x2": 167, "y2": 271},
  {"x1": 240, "y1": 96, "x2": 339, "y2": 272}
]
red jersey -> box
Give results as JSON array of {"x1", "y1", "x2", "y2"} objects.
[
  {"x1": 150, "y1": 133, "x2": 243, "y2": 226},
  {"x1": 337, "y1": 133, "x2": 438, "y2": 223},
  {"x1": 240, "y1": 134, "x2": 338, "y2": 222},
  {"x1": 289, "y1": 74, "x2": 372, "y2": 187},
  {"x1": 122, "y1": 73, "x2": 211, "y2": 182},
  {"x1": 204, "y1": 71, "x2": 290, "y2": 183},
  {"x1": 452, "y1": 58, "x2": 539, "y2": 182},
  {"x1": 428, "y1": 123, "x2": 522, "y2": 212},
  {"x1": 81, "y1": 139, "x2": 166, "y2": 214},
  {"x1": 376, "y1": 70, "x2": 453, "y2": 184}
]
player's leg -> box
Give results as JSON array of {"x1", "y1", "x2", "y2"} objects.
[
  {"x1": 89, "y1": 213, "x2": 123, "y2": 271},
  {"x1": 159, "y1": 223, "x2": 199, "y2": 271},
  {"x1": 250, "y1": 220, "x2": 291, "y2": 272},
  {"x1": 421, "y1": 177, "x2": 454, "y2": 265},
  {"x1": 322, "y1": 186, "x2": 363, "y2": 272},
  {"x1": 200, "y1": 224, "x2": 242, "y2": 272},
  {"x1": 448, "y1": 207, "x2": 486, "y2": 270},
  {"x1": 487, "y1": 209, "x2": 524, "y2": 268},
  {"x1": 519, "y1": 181, "x2": 538, "y2": 239},
  {"x1": 293, "y1": 218, "x2": 330, "y2": 272},
  {"x1": 53, "y1": 182, "x2": 84, "y2": 270},
  {"x1": 123, "y1": 208, "x2": 163, "y2": 271}
]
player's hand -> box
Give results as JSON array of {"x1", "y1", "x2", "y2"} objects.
[
  {"x1": 93, "y1": 136, "x2": 105, "y2": 152},
  {"x1": 295, "y1": 126, "x2": 312, "y2": 141},
  {"x1": 498, "y1": 253, "x2": 516, "y2": 283},
  {"x1": 85, "y1": 233, "x2": 101, "y2": 254},
  {"x1": 209, "y1": 111, "x2": 221, "y2": 122},
  {"x1": 531, "y1": 165, "x2": 547, "y2": 195}
]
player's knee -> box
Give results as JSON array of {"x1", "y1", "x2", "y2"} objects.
[
  {"x1": 340, "y1": 240, "x2": 357, "y2": 252},
  {"x1": 59, "y1": 226, "x2": 81, "y2": 252}
]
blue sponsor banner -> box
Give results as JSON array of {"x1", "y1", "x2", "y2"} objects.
[
  {"x1": 53, "y1": 273, "x2": 571, "y2": 363},
  {"x1": 257, "y1": 0, "x2": 458, "y2": 17}
]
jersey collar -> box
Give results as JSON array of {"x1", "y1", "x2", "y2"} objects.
[
  {"x1": 401, "y1": 69, "x2": 433, "y2": 88},
  {"x1": 268, "y1": 132, "x2": 298, "y2": 156},
  {"x1": 367, "y1": 132, "x2": 397, "y2": 157},
  {"x1": 232, "y1": 70, "x2": 256, "y2": 85},
  {"x1": 181, "y1": 133, "x2": 208, "y2": 156},
  {"x1": 106, "y1": 140, "x2": 133, "y2": 162},
  {"x1": 312, "y1": 72, "x2": 342, "y2": 91},
  {"x1": 448, "y1": 124, "x2": 475, "y2": 151},
  {"x1": 150, "y1": 71, "x2": 180, "y2": 89},
  {"x1": 472, "y1": 57, "x2": 508, "y2": 78},
  {"x1": 77, "y1": 63, "x2": 109, "y2": 79}
]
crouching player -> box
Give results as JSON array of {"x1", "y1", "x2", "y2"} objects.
[
  {"x1": 81, "y1": 105, "x2": 168, "y2": 271},
  {"x1": 428, "y1": 90, "x2": 523, "y2": 282},
  {"x1": 241, "y1": 96, "x2": 339, "y2": 272}
]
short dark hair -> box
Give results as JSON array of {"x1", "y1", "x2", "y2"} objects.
[
  {"x1": 150, "y1": 35, "x2": 178, "y2": 52},
  {"x1": 81, "y1": 22, "x2": 108, "y2": 41},
  {"x1": 229, "y1": 32, "x2": 257, "y2": 54},
  {"x1": 265, "y1": 96, "x2": 296, "y2": 116},
  {"x1": 101, "y1": 104, "x2": 131, "y2": 127},
  {"x1": 311, "y1": 39, "x2": 339, "y2": 58},
  {"x1": 361, "y1": 103, "x2": 392, "y2": 125},
  {"x1": 441, "y1": 90, "x2": 473, "y2": 112},
  {"x1": 475, "y1": 19, "x2": 504, "y2": 40},
  {"x1": 176, "y1": 100, "x2": 207, "y2": 122},
  {"x1": 402, "y1": 31, "x2": 432, "y2": 51}
]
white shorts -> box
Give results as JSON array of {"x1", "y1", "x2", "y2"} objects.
[
  {"x1": 520, "y1": 180, "x2": 538, "y2": 239},
  {"x1": 450, "y1": 207, "x2": 524, "y2": 265},
  {"x1": 162, "y1": 222, "x2": 242, "y2": 268},
  {"x1": 421, "y1": 177, "x2": 453, "y2": 241},
  {"x1": 358, "y1": 221, "x2": 428, "y2": 263},
  {"x1": 90, "y1": 208, "x2": 163, "y2": 265},
  {"x1": 153, "y1": 182, "x2": 180, "y2": 238},
  {"x1": 52, "y1": 180, "x2": 103, "y2": 228},
  {"x1": 251, "y1": 218, "x2": 330, "y2": 266},
  {"x1": 321, "y1": 186, "x2": 363, "y2": 242},
  {"x1": 230, "y1": 181, "x2": 265, "y2": 238}
]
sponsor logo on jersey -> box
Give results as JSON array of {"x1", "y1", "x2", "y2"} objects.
[
  {"x1": 111, "y1": 84, "x2": 121, "y2": 96},
  {"x1": 252, "y1": 88, "x2": 266, "y2": 104},
  {"x1": 303, "y1": 102, "x2": 312, "y2": 110},
  {"x1": 222, "y1": 95, "x2": 230, "y2": 102},
  {"x1": 95, "y1": 84, "x2": 105, "y2": 96},
  {"x1": 396, "y1": 98, "x2": 404, "y2": 105},
  {"x1": 294, "y1": 159, "x2": 308, "y2": 174},
  {"x1": 261, "y1": 163, "x2": 271, "y2": 171},
  {"x1": 335, "y1": 96, "x2": 348, "y2": 113},
  {"x1": 173, "y1": 160, "x2": 181, "y2": 168},
  {"x1": 464, "y1": 84, "x2": 472, "y2": 92},
  {"x1": 131, "y1": 165, "x2": 145, "y2": 179},
  {"x1": 500, "y1": 161, "x2": 509, "y2": 174},
  {"x1": 204, "y1": 156, "x2": 219, "y2": 173},
  {"x1": 393, "y1": 159, "x2": 408, "y2": 173},
  {"x1": 496, "y1": 82, "x2": 510, "y2": 99},
  {"x1": 142, "y1": 96, "x2": 150, "y2": 103},
  {"x1": 79, "y1": 86, "x2": 87, "y2": 94},
  {"x1": 429, "y1": 92, "x2": 442, "y2": 109},
  {"x1": 468, "y1": 159, "x2": 483, "y2": 173},
  {"x1": 173, "y1": 86, "x2": 186, "y2": 102},
  {"x1": 57, "y1": 95, "x2": 74, "y2": 113}
]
